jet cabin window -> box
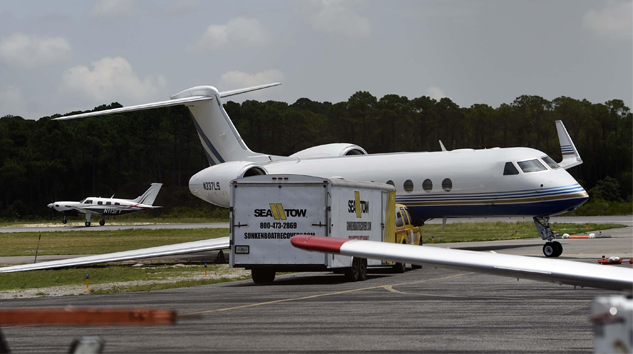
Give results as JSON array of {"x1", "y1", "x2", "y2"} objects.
[
  {"x1": 503, "y1": 162, "x2": 519, "y2": 175},
  {"x1": 517, "y1": 159, "x2": 547, "y2": 173},
  {"x1": 541, "y1": 156, "x2": 560, "y2": 169},
  {"x1": 106, "y1": 202, "x2": 111, "y2": 205},
  {"x1": 115, "y1": 202, "x2": 120, "y2": 206},
  {"x1": 97, "y1": 201, "x2": 103, "y2": 205}
]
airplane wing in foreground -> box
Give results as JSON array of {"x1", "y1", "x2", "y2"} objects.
[
  {"x1": 291, "y1": 235, "x2": 633, "y2": 291},
  {"x1": 0, "y1": 237, "x2": 229, "y2": 273}
]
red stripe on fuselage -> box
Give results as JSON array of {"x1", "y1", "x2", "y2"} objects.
[{"x1": 290, "y1": 235, "x2": 349, "y2": 254}]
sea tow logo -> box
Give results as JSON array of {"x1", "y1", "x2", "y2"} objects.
[
  {"x1": 254, "y1": 203, "x2": 307, "y2": 220},
  {"x1": 348, "y1": 191, "x2": 369, "y2": 218}
]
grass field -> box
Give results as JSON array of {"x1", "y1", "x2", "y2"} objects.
[
  {"x1": 0, "y1": 221, "x2": 626, "y2": 296},
  {"x1": 0, "y1": 228, "x2": 228, "y2": 257},
  {"x1": 418, "y1": 221, "x2": 623, "y2": 244},
  {"x1": 0, "y1": 222, "x2": 624, "y2": 257},
  {"x1": 0, "y1": 264, "x2": 250, "y2": 296}
]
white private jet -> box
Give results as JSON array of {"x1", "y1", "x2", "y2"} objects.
[
  {"x1": 1, "y1": 83, "x2": 604, "y2": 284},
  {"x1": 53, "y1": 83, "x2": 585, "y2": 257},
  {"x1": 47, "y1": 183, "x2": 163, "y2": 227}
]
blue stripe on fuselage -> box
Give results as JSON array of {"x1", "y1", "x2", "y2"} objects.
[
  {"x1": 397, "y1": 184, "x2": 585, "y2": 202},
  {"x1": 405, "y1": 196, "x2": 589, "y2": 220}
]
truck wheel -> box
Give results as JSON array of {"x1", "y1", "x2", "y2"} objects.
[
  {"x1": 411, "y1": 264, "x2": 422, "y2": 270},
  {"x1": 419, "y1": 236, "x2": 423, "y2": 246},
  {"x1": 358, "y1": 258, "x2": 368, "y2": 281},
  {"x1": 252, "y1": 269, "x2": 275, "y2": 284},
  {"x1": 392, "y1": 262, "x2": 406, "y2": 273},
  {"x1": 345, "y1": 258, "x2": 360, "y2": 282}
]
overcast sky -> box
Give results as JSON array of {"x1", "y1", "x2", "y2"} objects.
[{"x1": 0, "y1": 0, "x2": 631, "y2": 119}]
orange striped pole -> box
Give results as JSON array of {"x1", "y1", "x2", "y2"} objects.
[
  {"x1": 204, "y1": 263, "x2": 208, "y2": 277},
  {"x1": 86, "y1": 274, "x2": 89, "y2": 290}
]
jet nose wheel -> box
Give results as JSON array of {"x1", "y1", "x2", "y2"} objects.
[
  {"x1": 62, "y1": 216, "x2": 67, "y2": 224},
  {"x1": 85, "y1": 221, "x2": 91, "y2": 227},
  {"x1": 543, "y1": 242, "x2": 563, "y2": 257},
  {"x1": 99, "y1": 219, "x2": 105, "y2": 226}
]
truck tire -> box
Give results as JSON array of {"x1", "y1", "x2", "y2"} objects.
[
  {"x1": 252, "y1": 269, "x2": 275, "y2": 284},
  {"x1": 358, "y1": 258, "x2": 368, "y2": 281},
  {"x1": 345, "y1": 258, "x2": 361, "y2": 282},
  {"x1": 411, "y1": 263, "x2": 422, "y2": 270},
  {"x1": 392, "y1": 262, "x2": 406, "y2": 273}
]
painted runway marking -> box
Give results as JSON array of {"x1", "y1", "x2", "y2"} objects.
[{"x1": 181, "y1": 273, "x2": 472, "y2": 316}]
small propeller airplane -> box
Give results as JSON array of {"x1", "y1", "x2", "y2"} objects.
[{"x1": 47, "y1": 183, "x2": 163, "y2": 227}]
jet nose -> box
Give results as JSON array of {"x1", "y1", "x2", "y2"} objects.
[{"x1": 47, "y1": 203, "x2": 54, "y2": 209}]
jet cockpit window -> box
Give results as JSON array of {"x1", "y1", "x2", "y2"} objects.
[
  {"x1": 396, "y1": 210, "x2": 404, "y2": 227},
  {"x1": 84, "y1": 200, "x2": 92, "y2": 204},
  {"x1": 541, "y1": 156, "x2": 560, "y2": 169},
  {"x1": 517, "y1": 159, "x2": 547, "y2": 173},
  {"x1": 503, "y1": 162, "x2": 519, "y2": 175}
]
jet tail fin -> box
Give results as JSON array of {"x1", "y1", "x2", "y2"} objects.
[
  {"x1": 555, "y1": 120, "x2": 582, "y2": 169},
  {"x1": 133, "y1": 183, "x2": 163, "y2": 206}
]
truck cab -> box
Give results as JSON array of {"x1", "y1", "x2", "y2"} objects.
[{"x1": 395, "y1": 204, "x2": 422, "y2": 246}]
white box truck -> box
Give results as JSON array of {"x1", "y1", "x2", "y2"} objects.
[{"x1": 229, "y1": 175, "x2": 396, "y2": 283}]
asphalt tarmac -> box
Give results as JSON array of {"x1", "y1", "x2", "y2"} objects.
[{"x1": 1, "y1": 221, "x2": 631, "y2": 353}]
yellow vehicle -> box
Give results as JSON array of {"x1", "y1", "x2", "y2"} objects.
[
  {"x1": 395, "y1": 204, "x2": 422, "y2": 246},
  {"x1": 387, "y1": 204, "x2": 423, "y2": 273}
]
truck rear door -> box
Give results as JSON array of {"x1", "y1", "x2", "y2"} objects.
[{"x1": 231, "y1": 181, "x2": 328, "y2": 266}]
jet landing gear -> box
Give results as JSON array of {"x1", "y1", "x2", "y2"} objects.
[
  {"x1": 543, "y1": 241, "x2": 562, "y2": 258},
  {"x1": 62, "y1": 216, "x2": 67, "y2": 224},
  {"x1": 85, "y1": 213, "x2": 91, "y2": 227},
  {"x1": 534, "y1": 216, "x2": 562, "y2": 257},
  {"x1": 99, "y1": 217, "x2": 105, "y2": 226}
]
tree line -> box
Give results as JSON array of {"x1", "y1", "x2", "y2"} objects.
[{"x1": 0, "y1": 93, "x2": 630, "y2": 219}]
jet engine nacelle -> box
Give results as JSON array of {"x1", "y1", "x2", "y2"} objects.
[
  {"x1": 289, "y1": 143, "x2": 367, "y2": 159},
  {"x1": 189, "y1": 161, "x2": 267, "y2": 207}
]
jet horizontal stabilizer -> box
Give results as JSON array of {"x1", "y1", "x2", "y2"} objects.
[
  {"x1": 54, "y1": 96, "x2": 211, "y2": 121},
  {"x1": 219, "y1": 82, "x2": 281, "y2": 98}
]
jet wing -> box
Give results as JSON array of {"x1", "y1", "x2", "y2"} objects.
[
  {"x1": 291, "y1": 236, "x2": 633, "y2": 291},
  {"x1": 0, "y1": 237, "x2": 229, "y2": 273}
]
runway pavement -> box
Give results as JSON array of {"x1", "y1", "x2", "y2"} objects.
[
  {"x1": 1, "y1": 223, "x2": 631, "y2": 353},
  {"x1": 1, "y1": 215, "x2": 630, "y2": 233},
  {"x1": 0, "y1": 222, "x2": 230, "y2": 233}
]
